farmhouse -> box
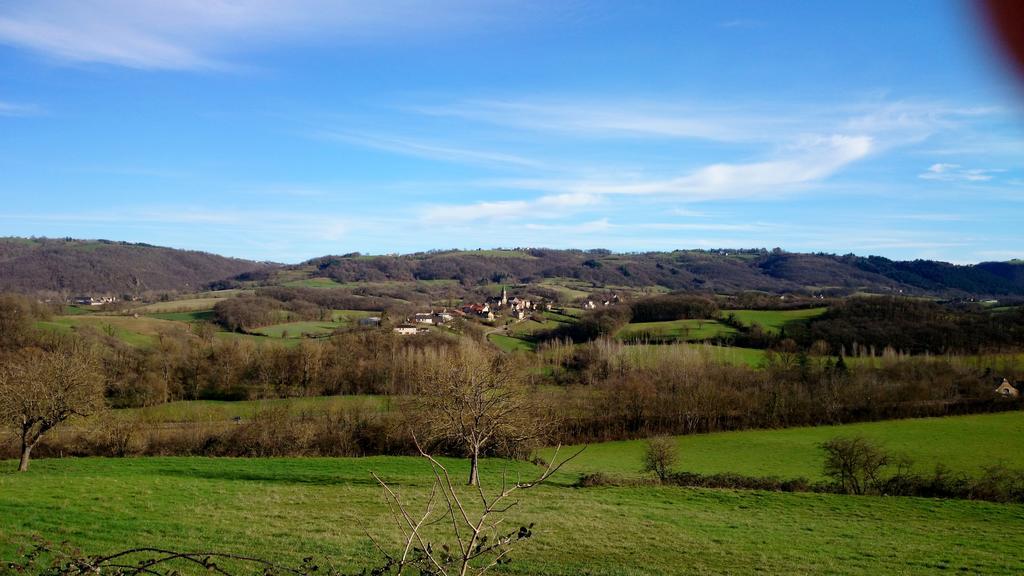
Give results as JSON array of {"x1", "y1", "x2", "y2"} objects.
[
  {"x1": 995, "y1": 379, "x2": 1020, "y2": 398},
  {"x1": 393, "y1": 324, "x2": 419, "y2": 336},
  {"x1": 72, "y1": 295, "x2": 117, "y2": 306},
  {"x1": 412, "y1": 312, "x2": 435, "y2": 325}
]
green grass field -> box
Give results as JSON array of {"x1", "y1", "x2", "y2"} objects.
[
  {"x1": 146, "y1": 310, "x2": 215, "y2": 322},
  {"x1": 282, "y1": 277, "x2": 346, "y2": 288},
  {"x1": 723, "y1": 307, "x2": 828, "y2": 334},
  {"x1": 252, "y1": 320, "x2": 339, "y2": 339},
  {"x1": 36, "y1": 315, "x2": 187, "y2": 347},
  {"x1": 542, "y1": 411, "x2": 1024, "y2": 480},
  {"x1": 488, "y1": 333, "x2": 536, "y2": 352},
  {"x1": 1, "y1": 454, "x2": 1022, "y2": 575},
  {"x1": 616, "y1": 319, "x2": 737, "y2": 342},
  {"x1": 131, "y1": 297, "x2": 232, "y2": 313}
]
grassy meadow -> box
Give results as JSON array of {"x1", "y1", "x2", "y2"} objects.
[
  {"x1": 616, "y1": 319, "x2": 737, "y2": 342},
  {"x1": 724, "y1": 307, "x2": 828, "y2": 334},
  {"x1": 542, "y1": 411, "x2": 1024, "y2": 480},
  {"x1": 2, "y1": 454, "x2": 1023, "y2": 575}
]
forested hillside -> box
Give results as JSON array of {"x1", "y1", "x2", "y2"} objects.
[
  {"x1": 3, "y1": 238, "x2": 1023, "y2": 298},
  {"x1": 300, "y1": 248, "x2": 1024, "y2": 297},
  {"x1": 0, "y1": 238, "x2": 272, "y2": 296}
]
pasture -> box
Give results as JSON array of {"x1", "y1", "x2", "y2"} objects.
[
  {"x1": 1, "y1": 455, "x2": 1022, "y2": 575},
  {"x1": 542, "y1": 411, "x2": 1024, "y2": 480},
  {"x1": 35, "y1": 315, "x2": 186, "y2": 347},
  {"x1": 616, "y1": 319, "x2": 737, "y2": 342},
  {"x1": 723, "y1": 307, "x2": 828, "y2": 334},
  {"x1": 488, "y1": 333, "x2": 536, "y2": 353}
]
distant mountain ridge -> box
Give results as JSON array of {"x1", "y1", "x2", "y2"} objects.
[
  {"x1": 1, "y1": 238, "x2": 1022, "y2": 298},
  {"x1": 0, "y1": 237, "x2": 272, "y2": 295},
  {"x1": 300, "y1": 248, "x2": 1024, "y2": 297}
]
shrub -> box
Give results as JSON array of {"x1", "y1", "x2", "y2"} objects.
[
  {"x1": 821, "y1": 436, "x2": 891, "y2": 495},
  {"x1": 642, "y1": 436, "x2": 678, "y2": 482}
]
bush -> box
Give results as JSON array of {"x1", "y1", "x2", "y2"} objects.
[
  {"x1": 642, "y1": 436, "x2": 678, "y2": 482},
  {"x1": 820, "y1": 436, "x2": 891, "y2": 495}
]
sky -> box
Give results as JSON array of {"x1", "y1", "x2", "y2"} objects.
[{"x1": 0, "y1": 1, "x2": 1022, "y2": 264}]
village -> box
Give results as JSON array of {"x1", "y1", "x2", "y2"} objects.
[{"x1": 389, "y1": 286, "x2": 621, "y2": 335}]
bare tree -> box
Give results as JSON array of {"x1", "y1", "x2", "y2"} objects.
[
  {"x1": 370, "y1": 438, "x2": 583, "y2": 576},
  {"x1": 642, "y1": 436, "x2": 678, "y2": 482},
  {"x1": 415, "y1": 342, "x2": 544, "y2": 485},
  {"x1": 821, "y1": 435, "x2": 891, "y2": 495},
  {"x1": 0, "y1": 347, "x2": 105, "y2": 471}
]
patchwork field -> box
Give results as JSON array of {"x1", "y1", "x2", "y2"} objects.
[{"x1": 2, "y1": 453, "x2": 1022, "y2": 575}]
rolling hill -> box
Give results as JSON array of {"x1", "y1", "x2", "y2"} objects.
[
  {"x1": 3, "y1": 238, "x2": 1023, "y2": 298},
  {"x1": 0, "y1": 237, "x2": 273, "y2": 295}
]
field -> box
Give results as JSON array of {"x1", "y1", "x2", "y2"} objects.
[
  {"x1": 542, "y1": 411, "x2": 1024, "y2": 480},
  {"x1": 724, "y1": 307, "x2": 828, "y2": 334},
  {"x1": 616, "y1": 319, "x2": 737, "y2": 342},
  {"x1": 2, "y1": 453, "x2": 1023, "y2": 574},
  {"x1": 488, "y1": 333, "x2": 536, "y2": 352},
  {"x1": 252, "y1": 320, "x2": 339, "y2": 339},
  {"x1": 130, "y1": 292, "x2": 245, "y2": 313},
  {"x1": 36, "y1": 315, "x2": 186, "y2": 347}
]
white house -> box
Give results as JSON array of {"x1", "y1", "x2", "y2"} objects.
[{"x1": 393, "y1": 324, "x2": 419, "y2": 336}]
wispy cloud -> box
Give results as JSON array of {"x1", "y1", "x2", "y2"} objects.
[
  {"x1": 0, "y1": 100, "x2": 42, "y2": 116},
  {"x1": 488, "y1": 134, "x2": 873, "y2": 200},
  {"x1": 719, "y1": 19, "x2": 766, "y2": 29},
  {"x1": 0, "y1": 1, "x2": 527, "y2": 70},
  {"x1": 315, "y1": 130, "x2": 546, "y2": 169},
  {"x1": 918, "y1": 163, "x2": 1003, "y2": 182},
  {"x1": 423, "y1": 192, "x2": 600, "y2": 223}
]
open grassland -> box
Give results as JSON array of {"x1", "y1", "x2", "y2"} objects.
[
  {"x1": 616, "y1": 319, "x2": 737, "y2": 342},
  {"x1": 146, "y1": 310, "x2": 214, "y2": 322},
  {"x1": 36, "y1": 315, "x2": 186, "y2": 347},
  {"x1": 131, "y1": 297, "x2": 230, "y2": 313},
  {"x1": 542, "y1": 411, "x2": 1024, "y2": 480},
  {"x1": 330, "y1": 309, "x2": 378, "y2": 322},
  {"x1": 123, "y1": 395, "x2": 390, "y2": 423},
  {"x1": 1, "y1": 456, "x2": 1022, "y2": 575},
  {"x1": 282, "y1": 277, "x2": 346, "y2": 288},
  {"x1": 724, "y1": 307, "x2": 828, "y2": 334},
  {"x1": 488, "y1": 333, "x2": 536, "y2": 353},
  {"x1": 252, "y1": 320, "x2": 339, "y2": 339}
]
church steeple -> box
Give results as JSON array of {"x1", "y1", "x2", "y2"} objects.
[{"x1": 500, "y1": 286, "x2": 508, "y2": 307}]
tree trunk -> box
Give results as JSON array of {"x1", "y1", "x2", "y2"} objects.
[
  {"x1": 18, "y1": 441, "x2": 32, "y2": 472},
  {"x1": 468, "y1": 449, "x2": 480, "y2": 486}
]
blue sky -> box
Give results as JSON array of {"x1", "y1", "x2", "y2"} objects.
[{"x1": 0, "y1": 1, "x2": 1022, "y2": 263}]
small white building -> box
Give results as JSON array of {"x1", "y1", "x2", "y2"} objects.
[
  {"x1": 393, "y1": 324, "x2": 418, "y2": 336},
  {"x1": 413, "y1": 313, "x2": 435, "y2": 325}
]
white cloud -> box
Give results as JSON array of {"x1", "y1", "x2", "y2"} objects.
[
  {"x1": 496, "y1": 134, "x2": 873, "y2": 200},
  {"x1": 422, "y1": 192, "x2": 600, "y2": 223},
  {"x1": 919, "y1": 163, "x2": 1002, "y2": 182},
  {"x1": 0, "y1": 1, "x2": 524, "y2": 70},
  {"x1": 411, "y1": 99, "x2": 790, "y2": 142}
]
